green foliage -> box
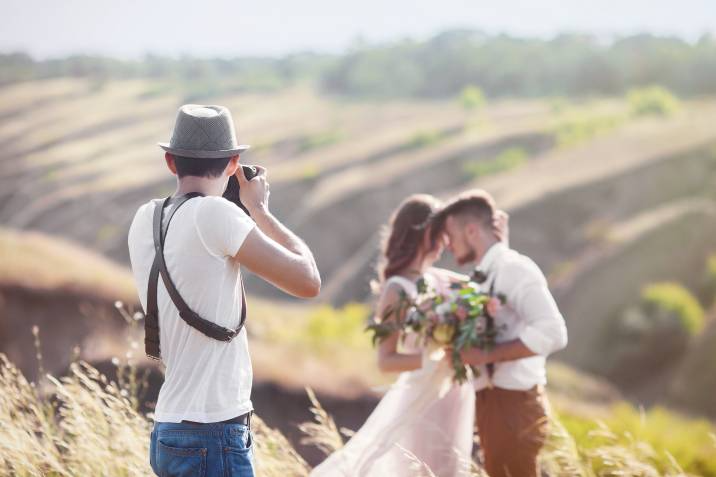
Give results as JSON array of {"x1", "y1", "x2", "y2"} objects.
[
  {"x1": 301, "y1": 163, "x2": 321, "y2": 180},
  {"x1": 407, "y1": 130, "x2": 448, "y2": 149},
  {"x1": 298, "y1": 130, "x2": 343, "y2": 153},
  {"x1": 557, "y1": 403, "x2": 716, "y2": 476},
  {"x1": 180, "y1": 74, "x2": 285, "y2": 102},
  {"x1": 463, "y1": 147, "x2": 528, "y2": 180},
  {"x1": 322, "y1": 32, "x2": 716, "y2": 98},
  {"x1": 459, "y1": 85, "x2": 486, "y2": 111},
  {"x1": 549, "y1": 97, "x2": 570, "y2": 114},
  {"x1": 137, "y1": 82, "x2": 173, "y2": 99},
  {"x1": 553, "y1": 113, "x2": 625, "y2": 148},
  {"x1": 602, "y1": 282, "x2": 704, "y2": 385},
  {"x1": 303, "y1": 303, "x2": 372, "y2": 351},
  {"x1": 642, "y1": 282, "x2": 705, "y2": 336},
  {"x1": 628, "y1": 86, "x2": 681, "y2": 117},
  {"x1": 5, "y1": 32, "x2": 716, "y2": 99},
  {"x1": 668, "y1": 319, "x2": 716, "y2": 418},
  {"x1": 703, "y1": 254, "x2": 716, "y2": 304}
]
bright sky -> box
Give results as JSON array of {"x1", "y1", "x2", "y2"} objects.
[{"x1": 2, "y1": 0, "x2": 714, "y2": 58}]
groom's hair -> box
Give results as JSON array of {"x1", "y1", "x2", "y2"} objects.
[{"x1": 429, "y1": 189, "x2": 496, "y2": 242}]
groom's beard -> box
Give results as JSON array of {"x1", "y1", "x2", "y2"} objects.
[{"x1": 456, "y1": 249, "x2": 477, "y2": 266}]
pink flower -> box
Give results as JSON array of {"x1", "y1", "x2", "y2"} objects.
[{"x1": 486, "y1": 297, "x2": 502, "y2": 317}]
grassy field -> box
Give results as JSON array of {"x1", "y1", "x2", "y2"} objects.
[
  {"x1": 1, "y1": 351, "x2": 714, "y2": 477},
  {"x1": 3, "y1": 77, "x2": 716, "y2": 474}
]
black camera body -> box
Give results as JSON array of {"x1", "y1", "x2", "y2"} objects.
[{"x1": 223, "y1": 165, "x2": 258, "y2": 216}]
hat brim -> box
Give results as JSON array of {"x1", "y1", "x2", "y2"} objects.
[{"x1": 158, "y1": 143, "x2": 251, "y2": 159}]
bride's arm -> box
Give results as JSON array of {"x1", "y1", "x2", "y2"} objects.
[{"x1": 375, "y1": 284, "x2": 422, "y2": 373}]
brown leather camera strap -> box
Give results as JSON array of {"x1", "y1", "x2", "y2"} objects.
[{"x1": 145, "y1": 193, "x2": 247, "y2": 360}]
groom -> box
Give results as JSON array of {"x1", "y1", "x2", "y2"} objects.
[{"x1": 431, "y1": 189, "x2": 568, "y2": 477}]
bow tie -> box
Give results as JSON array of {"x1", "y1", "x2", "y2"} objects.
[{"x1": 471, "y1": 269, "x2": 489, "y2": 284}]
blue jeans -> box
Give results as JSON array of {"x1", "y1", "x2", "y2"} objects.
[{"x1": 150, "y1": 421, "x2": 255, "y2": 477}]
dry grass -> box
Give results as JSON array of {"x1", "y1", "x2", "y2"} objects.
[
  {"x1": 1, "y1": 349, "x2": 711, "y2": 477},
  {"x1": 0, "y1": 226, "x2": 137, "y2": 302}
]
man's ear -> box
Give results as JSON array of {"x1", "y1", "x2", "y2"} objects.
[
  {"x1": 165, "y1": 152, "x2": 178, "y2": 176},
  {"x1": 464, "y1": 221, "x2": 479, "y2": 241},
  {"x1": 226, "y1": 155, "x2": 240, "y2": 176}
]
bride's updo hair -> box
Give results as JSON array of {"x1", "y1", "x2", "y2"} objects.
[{"x1": 375, "y1": 194, "x2": 442, "y2": 288}]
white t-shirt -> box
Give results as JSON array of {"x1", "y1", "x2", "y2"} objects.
[{"x1": 127, "y1": 195, "x2": 256, "y2": 423}]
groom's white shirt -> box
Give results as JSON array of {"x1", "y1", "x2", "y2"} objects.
[{"x1": 473, "y1": 242, "x2": 568, "y2": 392}]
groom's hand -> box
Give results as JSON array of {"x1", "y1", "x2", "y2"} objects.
[
  {"x1": 493, "y1": 210, "x2": 509, "y2": 246},
  {"x1": 460, "y1": 347, "x2": 491, "y2": 366}
]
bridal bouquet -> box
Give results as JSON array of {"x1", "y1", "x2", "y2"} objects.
[{"x1": 367, "y1": 272, "x2": 505, "y2": 384}]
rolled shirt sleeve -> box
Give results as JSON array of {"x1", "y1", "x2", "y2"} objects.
[
  {"x1": 194, "y1": 197, "x2": 256, "y2": 258},
  {"x1": 504, "y1": 259, "x2": 568, "y2": 356}
]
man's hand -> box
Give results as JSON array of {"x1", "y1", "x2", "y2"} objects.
[
  {"x1": 460, "y1": 347, "x2": 492, "y2": 366},
  {"x1": 493, "y1": 210, "x2": 509, "y2": 246},
  {"x1": 460, "y1": 340, "x2": 539, "y2": 367},
  {"x1": 237, "y1": 165, "x2": 269, "y2": 215}
]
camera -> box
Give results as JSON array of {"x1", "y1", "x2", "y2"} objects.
[{"x1": 223, "y1": 165, "x2": 259, "y2": 216}]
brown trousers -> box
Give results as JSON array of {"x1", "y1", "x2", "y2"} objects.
[{"x1": 475, "y1": 386, "x2": 549, "y2": 477}]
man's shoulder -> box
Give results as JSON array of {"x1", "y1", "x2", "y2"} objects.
[
  {"x1": 195, "y1": 195, "x2": 245, "y2": 214},
  {"x1": 498, "y1": 248, "x2": 546, "y2": 283},
  {"x1": 128, "y1": 200, "x2": 157, "y2": 236}
]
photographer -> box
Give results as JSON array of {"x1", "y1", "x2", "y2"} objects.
[{"x1": 127, "y1": 104, "x2": 320, "y2": 477}]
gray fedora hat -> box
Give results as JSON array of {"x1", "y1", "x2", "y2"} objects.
[{"x1": 158, "y1": 104, "x2": 250, "y2": 159}]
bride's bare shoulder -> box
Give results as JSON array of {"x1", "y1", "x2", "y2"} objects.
[{"x1": 376, "y1": 280, "x2": 404, "y2": 304}]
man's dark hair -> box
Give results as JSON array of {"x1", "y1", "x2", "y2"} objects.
[
  {"x1": 429, "y1": 189, "x2": 496, "y2": 244},
  {"x1": 173, "y1": 155, "x2": 233, "y2": 179}
]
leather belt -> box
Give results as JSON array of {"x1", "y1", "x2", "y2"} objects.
[{"x1": 181, "y1": 411, "x2": 252, "y2": 428}]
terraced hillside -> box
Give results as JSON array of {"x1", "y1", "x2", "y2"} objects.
[{"x1": 2, "y1": 79, "x2": 716, "y2": 408}]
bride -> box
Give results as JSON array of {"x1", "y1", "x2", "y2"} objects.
[{"x1": 310, "y1": 194, "x2": 508, "y2": 477}]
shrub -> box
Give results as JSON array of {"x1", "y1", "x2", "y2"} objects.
[
  {"x1": 703, "y1": 254, "x2": 716, "y2": 305},
  {"x1": 407, "y1": 129, "x2": 447, "y2": 149},
  {"x1": 642, "y1": 282, "x2": 705, "y2": 336},
  {"x1": 553, "y1": 113, "x2": 625, "y2": 148},
  {"x1": 463, "y1": 147, "x2": 528, "y2": 180},
  {"x1": 459, "y1": 85, "x2": 486, "y2": 111},
  {"x1": 603, "y1": 282, "x2": 704, "y2": 385},
  {"x1": 628, "y1": 85, "x2": 681, "y2": 117},
  {"x1": 298, "y1": 130, "x2": 343, "y2": 153},
  {"x1": 668, "y1": 319, "x2": 716, "y2": 418},
  {"x1": 304, "y1": 303, "x2": 372, "y2": 351}
]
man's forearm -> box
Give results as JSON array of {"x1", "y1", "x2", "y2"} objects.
[
  {"x1": 488, "y1": 339, "x2": 537, "y2": 363},
  {"x1": 462, "y1": 339, "x2": 537, "y2": 366},
  {"x1": 251, "y1": 208, "x2": 313, "y2": 258}
]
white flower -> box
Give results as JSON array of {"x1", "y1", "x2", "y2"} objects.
[{"x1": 436, "y1": 302, "x2": 452, "y2": 316}]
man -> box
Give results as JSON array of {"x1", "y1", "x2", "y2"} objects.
[
  {"x1": 127, "y1": 104, "x2": 320, "y2": 477},
  {"x1": 431, "y1": 189, "x2": 568, "y2": 477}
]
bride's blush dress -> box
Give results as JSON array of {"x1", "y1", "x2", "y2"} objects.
[{"x1": 310, "y1": 274, "x2": 475, "y2": 477}]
